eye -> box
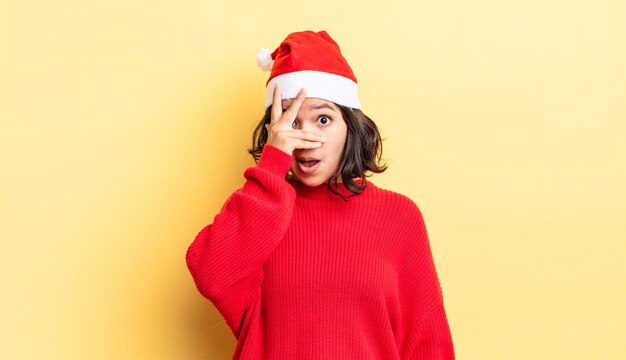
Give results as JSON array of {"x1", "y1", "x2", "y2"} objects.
[{"x1": 317, "y1": 115, "x2": 332, "y2": 126}]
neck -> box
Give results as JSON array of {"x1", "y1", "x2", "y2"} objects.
[{"x1": 286, "y1": 177, "x2": 372, "y2": 201}]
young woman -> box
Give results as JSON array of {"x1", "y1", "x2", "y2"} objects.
[{"x1": 186, "y1": 30, "x2": 455, "y2": 359}]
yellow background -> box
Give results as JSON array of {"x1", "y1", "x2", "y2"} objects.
[{"x1": 1, "y1": 0, "x2": 624, "y2": 359}]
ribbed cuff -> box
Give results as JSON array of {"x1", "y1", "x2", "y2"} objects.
[{"x1": 257, "y1": 144, "x2": 294, "y2": 177}]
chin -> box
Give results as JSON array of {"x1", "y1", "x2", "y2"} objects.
[{"x1": 292, "y1": 172, "x2": 329, "y2": 187}]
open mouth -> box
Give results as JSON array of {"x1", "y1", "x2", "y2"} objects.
[
  {"x1": 296, "y1": 159, "x2": 321, "y2": 174},
  {"x1": 298, "y1": 160, "x2": 320, "y2": 167}
]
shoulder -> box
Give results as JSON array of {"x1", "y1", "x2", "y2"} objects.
[
  {"x1": 365, "y1": 181, "x2": 424, "y2": 222},
  {"x1": 365, "y1": 184, "x2": 432, "y2": 255}
]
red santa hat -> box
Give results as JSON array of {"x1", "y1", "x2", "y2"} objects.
[{"x1": 256, "y1": 30, "x2": 362, "y2": 110}]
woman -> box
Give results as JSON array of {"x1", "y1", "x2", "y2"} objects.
[{"x1": 186, "y1": 30, "x2": 455, "y2": 359}]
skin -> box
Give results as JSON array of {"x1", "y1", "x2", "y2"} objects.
[{"x1": 264, "y1": 83, "x2": 347, "y2": 187}]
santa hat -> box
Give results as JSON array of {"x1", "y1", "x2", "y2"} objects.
[{"x1": 256, "y1": 30, "x2": 362, "y2": 110}]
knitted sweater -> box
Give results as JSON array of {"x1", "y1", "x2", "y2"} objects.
[{"x1": 186, "y1": 144, "x2": 455, "y2": 359}]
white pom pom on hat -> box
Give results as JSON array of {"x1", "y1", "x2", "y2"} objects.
[
  {"x1": 256, "y1": 47, "x2": 274, "y2": 71},
  {"x1": 256, "y1": 30, "x2": 362, "y2": 110}
]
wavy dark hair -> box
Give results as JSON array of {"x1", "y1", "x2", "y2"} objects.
[{"x1": 247, "y1": 103, "x2": 388, "y2": 202}]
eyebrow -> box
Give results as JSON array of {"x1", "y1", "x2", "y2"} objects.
[
  {"x1": 281, "y1": 103, "x2": 337, "y2": 112},
  {"x1": 308, "y1": 104, "x2": 337, "y2": 112}
]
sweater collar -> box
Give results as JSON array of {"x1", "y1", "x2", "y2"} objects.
[{"x1": 286, "y1": 176, "x2": 374, "y2": 201}]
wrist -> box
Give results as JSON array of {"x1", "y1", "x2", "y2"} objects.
[{"x1": 257, "y1": 144, "x2": 294, "y2": 177}]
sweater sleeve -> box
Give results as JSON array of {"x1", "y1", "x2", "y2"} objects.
[
  {"x1": 402, "y1": 303, "x2": 455, "y2": 359},
  {"x1": 185, "y1": 144, "x2": 296, "y2": 338},
  {"x1": 396, "y1": 200, "x2": 455, "y2": 359}
]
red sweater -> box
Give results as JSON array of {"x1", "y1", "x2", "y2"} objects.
[{"x1": 186, "y1": 144, "x2": 455, "y2": 359}]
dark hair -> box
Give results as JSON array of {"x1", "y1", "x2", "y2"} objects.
[{"x1": 247, "y1": 103, "x2": 388, "y2": 201}]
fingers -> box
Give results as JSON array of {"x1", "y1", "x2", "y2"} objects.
[
  {"x1": 297, "y1": 139, "x2": 323, "y2": 149},
  {"x1": 286, "y1": 130, "x2": 326, "y2": 151},
  {"x1": 287, "y1": 129, "x2": 327, "y2": 144},
  {"x1": 270, "y1": 82, "x2": 282, "y2": 124},
  {"x1": 283, "y1": 88, "x2": 306, "y2": 125},
  {"x1": 264, "y1": 89, "x2": 326, "y2": 153},
  {"x1": 270, "y1": 84, "x2": 306, "y2": 127}
]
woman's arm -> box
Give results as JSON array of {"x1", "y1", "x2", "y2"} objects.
[
  {"x1": 396, "y1": 200, "x2": 455, "y2": 359},
  {"x1": 402, "y1": 303, "x2": 455, "y2": 359},
  {"x1": 185, "y1": 144, "x2": 295, "y2": 338}
]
